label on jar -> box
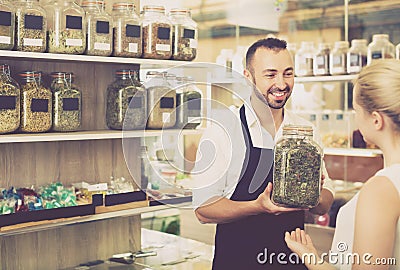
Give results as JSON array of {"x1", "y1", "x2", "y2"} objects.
[
  {"x1": 162, "y1": 112, "x2": 170, "y2": 123},
  {"x1": 0, "y1": 36, "x2": 11, "y2": 44},
  {"x1": 157, "y1": 27, "x2": 170, "y2": 40},
  {"x1": 66, "y1": 15, "x2": 83, "y2": 30},
  {"x1": 0, "y1": 11, "x2": 12, "y2": 26},
  {"x1": 348, "y1": 53, "x2": 362, "y2": 73},
  {"x1": 62, "y1": 98, "x2": 79, "y2": 111},
  {"x1": 0, "y1": 96, "x2": 16, "y2": 110},
  {"x1": 156, "y1": 44, "x2": 171, "y2": 52},
  {"x1": 23, "y1": 38, "x2": 43, "y2": 46},
  {"x1": 183, "y1": 29, "x2": 195, "y2": 39},
  {"x1": 128, "y1": 43, "x2": 138, "y2": 53},
  {"x1": 160, "y1": 97, "x2": 174, "y2": 109},
  {"x1": 316, "y1": 55, "x2": 327, "y2": 68},
  {"x1": 371, "y1": 51, "x2": 382, "y2": 59},
  {"x1": 128, "y1": 96, "x2": 143, "y2": 109},
  {"x1": 94, "y1": 42, "x2": 111, "y2": 51},
  {"x1": 31, "y1": 99, "x2": 48, "y2": 112},
  {"x1": 126, "y1": 24, "x2": 141, "y2": 38},
  {"x1": 24, "y1": 14, "x2": 43, "y2": 30},
  {"x1": 332, "y1": 55, "x2": 343, "y2": 67},
  {"x1": 190, "y1": 39, "x2": 198, "y2": 49},
  {"x1": 66, "y1": 39, "x2": 83, "y2": 46},
  {"x1": 297, "y1": 56, "x2": 313, "y2": 76},
  {"x1": 96, "y1": 21, "x2": 110, "y2": 34},
  {"x1": 187, "y1": 98, "x2": 201, "y2": 110}
]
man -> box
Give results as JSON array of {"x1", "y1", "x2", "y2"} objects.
[{"x1": 192, "y1": 38, "x2": 334, "y2": 269}]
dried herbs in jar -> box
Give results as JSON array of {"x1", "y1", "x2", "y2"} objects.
[
  {"x1": 175, "y1": 76, "x2": 202, "y2": 129},
  {"x1": 0, "y1": 64, "x2": 20, "y2": 134},
  {"x1": 0, "y1": 0, "x2": 15, "y2": 50},
  {"x1": 272, "y1": 125, "x2": 322, "y2": 208}
]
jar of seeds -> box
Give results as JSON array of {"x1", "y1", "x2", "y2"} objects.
[
  {"x1": 0, "y1": 64, "x2": 20, "y2": 134},
  {"x1": 106, "y1": 70, "x2": 147, "y2": 130},
  {"x1": 0, "y1": 0, "x2": 15, "y2": 50},
  {"x1": 44, "y1": 0, "x2": 86, "y2": 54},
  {"x1": 295, "y1": 42, "x2": 315, "y2": 77},
  {"x1": 81, "y1": 0, "x2": 112, "y2": 56},
  {"x1": 50, "y1": 72, "x2": 81, "y2": 131},
  {"x1": 347, "y1": 39, "x2": 368, "y2": 74},
  {"x1": 15, "y1": 0, "x2": 47, "y2": 52},
  {"x1": 19, "y1": 71, "x2": 52, "y2": 133},
  {"x1": 313, "y1": 43, "x2": 330, "y2": 76},
  {"x1": 272, "y1": 125, "x2": 322, "y2": 208},
  {"x1": 175, "y1": 76, "x2": 202, "y2": 129},
  {"x1": 168, "y1": 8, "x2": 198, "y2": 61},
  {"x1": 111, "y1": 2, "x2": 142, "y2": 58},
  {"x1": 141, "y1": 5, "x2": 172, "y2": 60},
  {"x1": 329, "y1": 41, "x2": 349, "y2": 75},
  {"x1": 367, "y1": 34, "x2": 395, "y2": 65}
]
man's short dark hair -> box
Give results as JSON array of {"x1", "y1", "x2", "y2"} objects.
[{"x1": 245, "y1": 38, "x2": 287, "y2": 70}]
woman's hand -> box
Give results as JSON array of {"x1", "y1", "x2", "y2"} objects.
[{"x1": 285, "y1": 228, "x2": 319, "y2": 258}]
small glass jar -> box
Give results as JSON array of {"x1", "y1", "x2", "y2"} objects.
[
  {"x1": 106, "y1": 69, "x2": 147, "y2": 130},
  {"x1": 313, "y1": 43, "x2": 331, "y2": 76},
  {"x1": 0, "y1": 0, "x2": 15, "y2": 50},
  {"x1": 50, "y1": 72, "x2": 82, "y2": 131},
  {"x1": 141, "y1": 5, "x2": 172, "y2": 60},
  {"x1": 396, "y1": 43, "x2": 400, "y2": 60},
  {"x1": 111, "y1": 2, "x2": 142, "y2": 58},
  {"x1": 347, "y1": 39, "x2": 367, "y2": 74},
  {"x1": 0, "y1": 64, "x2": 20, "y2": 134},
  {"x1": 15, "y1": 0, "x2": 47, "y2": 52},
  {"x1": 19, "y1": 71, "x2": 52, "y2": 133},
  {"x1": 175, "y1": 76, "x2": 202, "y2": 129},
  {"x1": 367, "y1": 34, "x2": 395, "y2": 65},
  {"x1": 168, "y1": 8, "x2": 198, "y2": 61},
  {"x1": 44, "y1": 0, "x2": 86, "y2": 54},
  {"x1": 295, "y1": 41, "x2": 315, "y2": 77},
  {"x1": 81, "y1": 0, "x2": 112, "y2": 56},
  {"x1": 145, "y1": 71, "x2": 176, "y2": 129},
  {"x1": 329, "y1": 41, "x2": 348, "y2": 75},
  {"x1": 272, "y1": 125, "x2": 322, "y2": 208}
]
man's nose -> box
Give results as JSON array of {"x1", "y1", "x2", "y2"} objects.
[{"x1": 275, "y1": 75, "x2": 286, "y2": 89}]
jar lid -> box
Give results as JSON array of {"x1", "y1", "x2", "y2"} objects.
[
  {"x1": 146, "y1": 71, "x2": 162, "y2": 77},
  {"x1": 169, "y1": 8, "x2": 191, "y2": 15},
  {"x1": 283, "y1": 125, "x2": 313, "y2": 136},
  {"x1": 351, "y1": 39, "x2": 367, "y2": 46},
  {"x1": 81, "y1": 0, "x2": 104, "y2": 6},
  {"x1": 143, "y1": 5, "x2": 165, "y2": 12},
  {"x1": 19, "y1": 71, "x2": 41, "y2": 78},
  {"x1": 334, "y1": 41, "x2": 349, "y2": 48},
  {"x1": 112, "y1": 2, "x2": 135, "y2": 9},
  {"x1": 372, "y1": 34, "x2": 389, "y2": 41}
]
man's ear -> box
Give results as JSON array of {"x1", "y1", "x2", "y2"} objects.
[
  {"x1": 371, "y1": 111, "x2": 384, "y2": 131},
  {"x1": 244, "y1": 69, "x2": 253, "y2": 81}
]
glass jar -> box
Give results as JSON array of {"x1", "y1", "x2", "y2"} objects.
[
  {"x1": 15, "y1": 0, "x2": 47, "y2": 52},
  {"x1": 0, "y1": 0, "x2": 15, "y2": 50},
  {"x1": 111, "y1": 2, "x2": 142, "y2": 58},
  {"x1": 141, "y1": 5, "x2": 172, "y2": 60},
  {"x1": 175, "y1": 76, "x2": 202, "y2": 129},
  {"x1": 396, "y1": 43, "x2": 400, "y2": 60},
  {"x1": 0, "y1": 64, "x2": 20, "y2": 134},
  {"x1": 313, "y1": 43, "x2": 331, "y2": 76},
  {"x1": 329, "y1": 41, "x2": 348, "y2": 75},
  {"x1": 295, "y1": 41, "x2": 315, "y2": 77},
  {"x1": 287, "y1": 43, "x2": 297, "y2": 65},
  {"x1": 44, "y1": 0, "x2": 86, "y2": 54},
  {"x1": 367, "y1": 34, "x2": 395, "y2": 65},
  {"x1": 81, "y1": 0, "x2": 112, "y2": 56},
  {"x1": 347, "y1": 39, "x2": 367, "y2": 74},
  {"x1": 272, "y1": 125, "x2": 322, "y2": 208},
  {"x1": 19, "y1": 71, "x2": 52, "y2": 133},
  {"x1": 168, "y1": 8, "x2": 198, "y2": 61},
  {"x1": 106, "y1": 69, "x2": 147, "y2": 130},
  {"x1": 145, "y1": 71, "x2": 176, "y2": 129},
  {"x1": 50, "y1": 72, "x2": 82, "y2": 131}
]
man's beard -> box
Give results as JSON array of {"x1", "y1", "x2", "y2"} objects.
[{"x1": 252, "y1": 78, "x2": 291, "y2": 109}]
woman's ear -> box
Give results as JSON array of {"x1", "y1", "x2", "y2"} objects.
[{"x1": 371, "y1": 111, "x2": 384, "y2": 131}]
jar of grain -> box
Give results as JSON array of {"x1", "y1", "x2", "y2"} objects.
[
  {"x1": 0, "y1": 64, "x2": 20, "y2": 134},
  {"x1": 0, "y1": 0, "x2": 15, "y2": 50},
  {"x1": 175, "y1": 76, "x2": 202, "y2": 129}
]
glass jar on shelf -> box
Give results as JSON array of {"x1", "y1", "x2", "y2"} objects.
[
  {"x1": 0, "y1": 0, "x2": 15, "y2": 50},
  {"x1": 367, "y1": 34, "x2": 395, "y2": 65},
  {"x1": 347, "y1": 39, "x2": 367, "y2": 74},
  {"x1": 0, "y1": 64, "x2": 20, "y2": 134},
  {"x1": 313, "y1": 43, "x2": 331, "y2": 76},
  {"x1": 50, "y1": 72, "x2": 81, "y2": 132},
  {"x1": 44, "y1": 0, "x2": 86, "y2": 54},
  {"x1": 81, "y1": 0, "x2": 112, "y2": 56},
  {"x1": 19, "y1": 71, "x2": 52, "y2": 133},
  {"x1": 168, "y1": 8, "x2": 198, "y2": 61},
  {"x1": 295, "y1": 41, "x2": 315, "y2": 77},
  {"x1": 141, "y1": 5, "x2": 172, "y2": 60},
  {"x1": 175, "y1": 76, "x2": 202, "y2": 129},
  {"x1": 329, "y1": 41, "x2": 348, "y2": 75},
  {"x1": 15, "y1": 0, "x2": 47, "y2": 52},
  {"x1": 272, "y1": 125, "x2": 322, "y2": 208},
  {"x1": 106, "y1": 69, "x2": 147, "y2": 130},
  {"x1": 111, "y1": 1, "x2": 142, "y2": 58}
]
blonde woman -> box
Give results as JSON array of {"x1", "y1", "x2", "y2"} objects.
[{"x1": 285, "y1": 59, "x2": 400, "y2": 270}]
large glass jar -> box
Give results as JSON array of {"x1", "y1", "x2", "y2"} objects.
[
  {"x1": 19, "y1": 71, "x2": 52, "y2": 133},
  {"x1": 0, "y1": 0, "x2": 15, "y2": 50},
  {"x1": 175, "y1": 76, "x2": 202, "y2": 129},
  {"x1": 44, "y1": 0, "x2": 86, "y2": 54},
  {"x1": 272, "y1": 125, "x2": 322, "y2": 208},
  {"x1": 367, "y1": 34, "x2": 395, "y2": 65},
  {"x1": 347, "y1": 39, "x2": 368, "y2": 74},
  {"x1": 313, "y1": 43, "x2": 331, "y2": 76},
  {"x1": 329, "y1": 41, "x2": 348, "y2": 75},
  {"x1": 0, "y1": 64, "x2": 20, "y2": 134},
  {"x1": 15, "y1": 0, "x2": 47, "y2": 52},
  {"x1": 50, "y1": 72, "x2": 81, "y2": 131},
  {"x1": 106, "y1": 70, "x2": 147, "y2": 130},
  {"x1": 145, "y1": 71, "x2": 176, "y2": 129},
  {"x1": 81, "y1": 0, "x2": 112, "y2": 56},
  {"x1": 141, "y1": 5, "x2": 172, "y2": 60},
  {"x1": 295, "y1": 41, "x2": 315, "y2": 77},
  {"x1": 111, "y1": 2, "x2": 142, "y2": 58},
  {"x1": 168, "y1": 8, "x2": 198, "y2": 61}
]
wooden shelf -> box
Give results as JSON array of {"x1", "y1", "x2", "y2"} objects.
[
  {"x1": 295, "y1": 74, "x2": 358, "y2": 83},
  {"x1": 324, "y1": 147, "x2": 382, "y2": 157}
]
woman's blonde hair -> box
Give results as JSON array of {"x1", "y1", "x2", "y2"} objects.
[{"x1": 354, "y1": 59, "x2": 400, "y2": 131}]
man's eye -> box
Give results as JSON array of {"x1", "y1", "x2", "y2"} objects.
[
  {"x1": 284, "y1": 72, "x2": 293, "y2": 77},
  {"x1": 265, "y1": 74, "x2": 276, "y2": 78}
]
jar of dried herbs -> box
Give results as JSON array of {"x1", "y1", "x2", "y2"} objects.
[
  {"x1": 145, "y1": 71, "x2": 176, "y2": 129},
  {"x1": 44, "y1": 0, "x2": 86, "y2": 54},
  {"x1": 175, "y1": 76, "x2": 202, "y2": 129},
  {"x1": 111, "y1": 2, "x2": 142, "y2": 58},
  {"x1": 50, "y1": 72, "x2": 81, "y2": 132},
  {"x1": 272, "y1": 125, "x2": 322, "y2": 208},
  {"x1": 106, "y1": 69, "x2": 147, "y2": 130},
  {"x1": 19, "y1": 71, "x2": 52, "y2": 133},
  {"x1": 0, "y1": 64, "x2": 20, "y2": 134},
  {"x1": 0, "y1": 0, "x2": 15, "y2": 50},
  {"x1": 168, "y1": 8, "x2": 198, "y2": 61},
  {"x1": 15, "y1": 0, "x2": 47, "y2": 52},
  {"x1": 141, "y1": 5, "x2": 172, "y2": 60},
  {"x1": 81, "y1": 0, "x2": 112, "y2": 56}
]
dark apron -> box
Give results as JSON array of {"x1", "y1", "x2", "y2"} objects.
[{"x1": 212, "y1": 106, "x2": 306, "y2": 269}]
